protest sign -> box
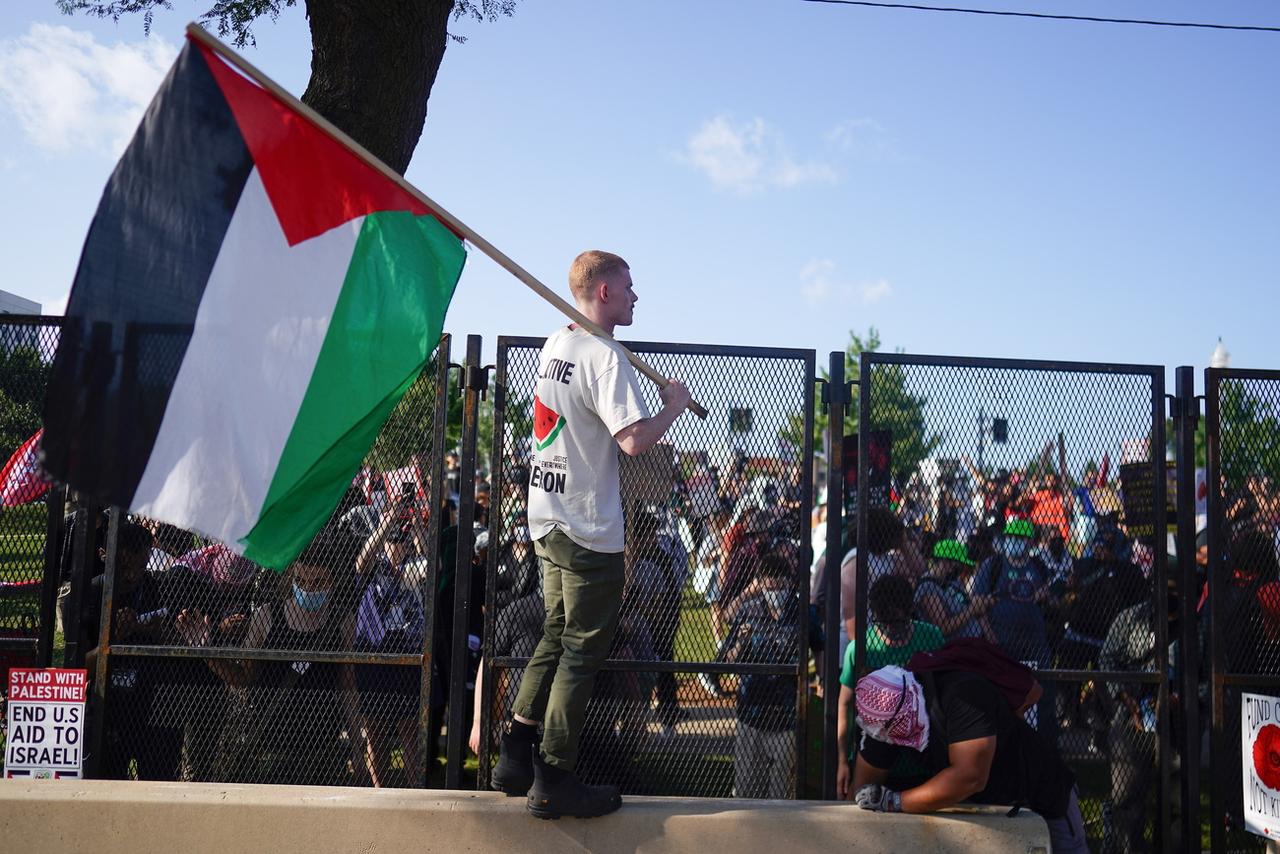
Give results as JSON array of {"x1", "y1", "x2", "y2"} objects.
[
  {"x1": 4, "y1": 668, "x2": 87, "y2": 779},
  {"x1": 1119, "y1": 462, "x2": 1157, "y2": 546},
  {"x1": 843, "y1": 430, "x2": 892, "y2": 515},
  {"x1": 1243, "y1": 692, "x2": 1280, "y2": 839}
]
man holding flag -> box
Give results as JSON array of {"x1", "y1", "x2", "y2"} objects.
[
  {"x1": 492, "y1": 251, "x2": 690, "y2": 819},
  {"x1": 38, "y1": 24, "x2": 702, "y2": 809}
]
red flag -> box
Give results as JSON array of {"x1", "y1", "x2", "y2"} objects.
[{"x1": 0, "y1": 429, "x2": 51, "y2": 507}]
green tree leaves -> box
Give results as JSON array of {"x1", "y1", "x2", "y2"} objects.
[
  {"x1": 780, "y1": 327, "x2": 942, "y2": 486},
  {"x1": 0, "y1": 345, "x2": 50, "y2": 462}
]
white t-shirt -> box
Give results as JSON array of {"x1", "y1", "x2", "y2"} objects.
[{"x1": 527, "y1": 326, "x2": 650, "y2": 553}]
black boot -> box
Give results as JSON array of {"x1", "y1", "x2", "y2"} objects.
[
  {"x1": 526, "y1": 751, "x2": 621, "y2": 820},
  {"x1": 491, "y1": 728, "x2": 536, "y2": 796}
]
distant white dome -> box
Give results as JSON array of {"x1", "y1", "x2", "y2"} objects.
[{"x1": 1211, "y1": 338, "x2": 1230, "y2": 369}]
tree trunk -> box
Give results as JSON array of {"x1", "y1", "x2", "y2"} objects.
[{"x1": 301, "y1": 0, "x2": 454, "y2": 175}]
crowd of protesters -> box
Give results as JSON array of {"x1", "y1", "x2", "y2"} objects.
[
  {"x1": 42, "y1": 434, "x2": 1280, "y2": 846},
  {"x1": 55, "y1": 468, "x2": 483, "y2": 788},
  {"x1": 816, "y1": 458, "x2": 1280, "y2": 851}
]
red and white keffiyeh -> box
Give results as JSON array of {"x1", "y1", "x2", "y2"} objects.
[{"x1": 855, "y1": 665, "x2": 930, "y2": 751}]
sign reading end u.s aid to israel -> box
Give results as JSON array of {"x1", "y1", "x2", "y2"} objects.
[
  {"x1": 4, "y1": 668, "x2": 87, "y2": 779},
  {"x1": 1243, "y1": 692, "x2": 1280, "y2": 838}
]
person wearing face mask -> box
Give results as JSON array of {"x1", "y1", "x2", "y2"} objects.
[
  {"x1": 1035, "y1": 528, "x2": 1073, "y2": 590},
  {"x1": 970, "y1": 519, "x2": 1056, "y2": 733},
  {"x1": 712, "y1": 554, "x2": 803, "y2": 798},
  {"x1": 848, "y1": 664, "x2": 1085, "y2": 853},
  {"x1": 913, "y1": 540, "x2": 997, "y2": 643},
  {"x1": 836, "y1": 575, "x2": 943, "y2": 796},
  {"x1": 176, "y1": 531, "x2": 360, "y2": 785}
]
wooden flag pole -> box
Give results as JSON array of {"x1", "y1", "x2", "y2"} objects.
[{"x1": 185, "y1": 23, "x2": 708, "y2": 420}]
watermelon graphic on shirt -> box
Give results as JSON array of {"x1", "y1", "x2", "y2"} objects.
[{"x1": 532, "y1": 394, "x2": 566, "y2": 451}]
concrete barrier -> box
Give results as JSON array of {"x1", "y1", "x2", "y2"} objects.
[{"x1": 0, "y1": 780, "x2": 1051, "y2": 853}]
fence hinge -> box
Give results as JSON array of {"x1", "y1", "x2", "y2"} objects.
[
  {"x1": 1168, "y1": 391, "x2": 1201, "y2": 426},
  {"x1": 824, "y1": 380, "x2": 855, "y2": 408},
  {"x1": 464, "y1": 364, "x2": 494, "y2": 399}
]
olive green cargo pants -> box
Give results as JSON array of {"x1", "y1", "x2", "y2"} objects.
[{"x1": 512, "y1": 528, "x2": 625, "y2": 771}]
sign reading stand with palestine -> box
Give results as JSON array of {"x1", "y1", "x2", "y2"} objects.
[
  {"x1": 1243, "y1": 692, "x2": 1280, "y2": 838},
  {"x1": 5, "y1": 668, "x2": 87, "y2": 779}
]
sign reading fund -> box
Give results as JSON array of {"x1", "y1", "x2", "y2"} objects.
[
  {"x1": 1243, "y1": 692, "x2": 1280, "y2": 838},
  {"x1": 4, "y1": 668, "x2": 87, "y2": 779}
]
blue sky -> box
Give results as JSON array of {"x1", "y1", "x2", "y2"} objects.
[{"x1": 1, "y1": 0, "x2": 1276, "y2": 383}]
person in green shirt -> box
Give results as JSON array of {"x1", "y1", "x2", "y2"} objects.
[{"x1": 836, "y1": 574, "x2": 944, "y2": 795}]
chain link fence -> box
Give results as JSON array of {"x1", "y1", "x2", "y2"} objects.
[
  {"x1": 478, "y1": 337, "x2": 816, "y2": 799},
  {"x1": 28, "y1": 313, "x2": 1280, "y2": 852},
  {"x1": 846, "y1": 354, "x2": 1172, "y2": 853},
  {"x1": 0, "y1": 317, "x2": 64, "y2": 752},
  {"x1": 1207, "y1": 369, "x2": 1280, "y2": 853},
  {"x1": 84, "y1": 337, "x2": 452, "y2": 787}
]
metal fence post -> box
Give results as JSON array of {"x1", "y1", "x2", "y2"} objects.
[
  {"x1": 446, "y1": 334, "x2": 485, "y2": 789},
  {"x1": 86, "y1": 508, "x2": 120, "y2": 778},
  {"x1": 821, "y1": 352, "x2": 845, "y2": 801},
  {"x1": 1151, "y1": 369, "x2": 1170, "y2": 852},
  {"x1": 61, "y1": 499, "x2": 99, "y2": 670},
  {"x1": 414, "y1": 335, "x2": 451, "y2": 788},
  {"x1": 36, "y1": 485, "x2": 68, "y2": 667},
  {"x1": 1205, "y1": 367, "x2": 1226, "y2": 854},
  {"x1": 1172, "y1": 366, "x2": 1201, "y2": 850},
  {"x1": 477, "y1": 337, "x2": 512, "y2": 790},
  {"x1": 793, "y1": 353, "x2": 817, "y2": 798},
  {"x1": 853, "y1": 357, "x2": 870, "y2": 695}
]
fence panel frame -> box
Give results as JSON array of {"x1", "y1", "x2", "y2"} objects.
[
  {"x1": 1205, "y1": 366, "x2": 1280, "y2": 852},
  {"x1": 85, "y1": 334, "x2": 455, "y2": 788},
  {"x1": 480, "y1": 335, "x2": 817, "y2": 797},
  {"x1": 0, "y1": 316, "x2": 69, "y2": 673},
  {"x1": 853, "y1": 351, "x2": 1171, "y2": 848}
]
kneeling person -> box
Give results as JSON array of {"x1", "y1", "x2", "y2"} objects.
[{"x1": 850, "y1": 665, "x2": 1086, "y2": 854}]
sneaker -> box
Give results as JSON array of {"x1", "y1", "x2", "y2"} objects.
[
  {"x1": 491, "y1": 732, "x2": 535, "y2": 796},
  {"x1": 526, "y1": 754, "x2": 621, "y2": 820}
]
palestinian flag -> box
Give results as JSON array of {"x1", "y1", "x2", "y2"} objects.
[
  {"x1": 41, "y1": 34, "x2": 466, "y2": 570},
  {"x1": 0, "y1": 429, "x2": 51, "y2": 507}
]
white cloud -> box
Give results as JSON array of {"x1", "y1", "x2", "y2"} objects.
[
  {"x1": 824, "y1": 118, "x2": 883, "y2": 149},
  {"x1": 682, "y1": 115, "x2": 838, "y2": 193},
  {"x1": 799, "y1": 259, "x2": 836, "y2": 304},
  {"x1": 860, "y1": 279, "x2": 892, "y2": 304},
  {"x1": 43, "y1": 291, "x2": 70, "y2": 316},
  {"x1": 799, "y1": 260, "x2": 892, "y2": 306},
  {"x1": 0, "y1": 23, "x2": 177, "y2": 157}
]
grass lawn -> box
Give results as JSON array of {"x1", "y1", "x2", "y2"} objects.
[
  {"x1": 0, "y1": 502, "x2": 49, "y2": 579},
  {"x1": 0, "y1": 503, "x2": 50, "y2": 629},
  {"x1": 674, "y1": 583, "x2": 717, "y2": 663}
]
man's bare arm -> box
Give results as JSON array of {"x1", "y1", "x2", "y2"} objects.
[
  {"x1": 898, "y1": 736, "x2": 995, "y2": 814},
  {"x1": 837, "y1": 685, "x2": 859, "y2": 799},
  {"x1": 614, "y1": 379, "x2": 690, "y2": 456}
]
